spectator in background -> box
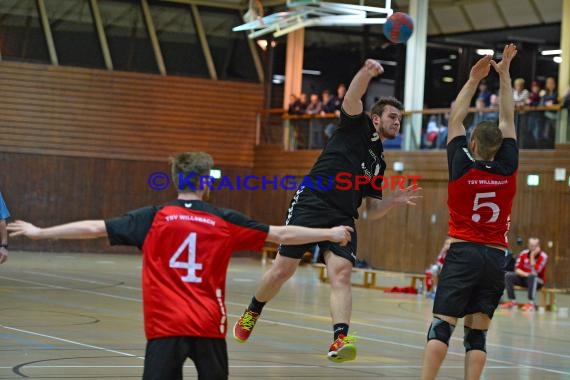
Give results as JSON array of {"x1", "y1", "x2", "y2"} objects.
[
  {"x1": 486, "y1": 93, "x2": 499, "y2": 121},
  {"x1": 476, "y1": 80, "x2": 492, "y2": 107},
  {"x1": 333, "y1": 83, "x2": 347, "y2": 115},
  {"x1": 324, "y1": 84, "x2": 347, "y2": 140},
  {"x1": 306, "y1": 93, "x2": 324, "y2": 148},
  {"x1": 540, "y1": 77, "x2": 558, "y2": 143},
  {"x1": 288, "y1": 93, "x2": 308, "y2": 115},
  {"x1": 321, "y1": 90, "x2": 336, "y2": 114},
  {"x1": 526, "y1": 81, "x2": 542, "y2": 145},
  {"x1": 305, "y1": 93, "x2": 323, "y2": 115},
  {"x1": 512, "y1": 78, "x2": 529, "y2": 108},
  {"x1": 426, "y1": 238, "x2": 452, "y2": 299},
  {"x1": 0, "y1": 192, "x2": 10, "y2": 264},
  {"x1": 501, "y1": 237, "x2": 548, "y2": 311},
  {"x1": 287, "y1": 94, "x2": 299, "y2": 115},
  {"x1": 424, "y1": 115, "x2": 439, "y2": 149}
]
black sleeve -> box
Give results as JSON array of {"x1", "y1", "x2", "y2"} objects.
[
  {"x1": 492, "y1": 138, "x2": 518, "y2": 175},
  {"x1": 339, "y1": 107, "x2": 368, "y2": 132},
  {"x1": 105, "y1": 206, "x2": 158, "y2": 249},
  {"x1": 364, "y1": 183, "x2": 382, "y2": 200},
  {"x1": 447, "y1": 136, "x2": 473, "y2": 181}
]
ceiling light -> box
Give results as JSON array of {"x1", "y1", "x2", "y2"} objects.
[
  {"x1": 541, "y1": 49, "x2": 562, "y2": 55},
  {"x1": 476, "y1": 49, "x2": 494, "y2": 56},
  {"x1": 443, "y1": 65, "x2": 452, "y2": 70},
  {"x1": 443, "y1": 77, "x2": 454, "y2": 83},
  {"x1": 553, "y1": 56, "x2": 562, "y2": 63}
]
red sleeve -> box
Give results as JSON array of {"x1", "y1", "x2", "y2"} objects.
[
  {"x1": 231, "y1": 224, "x2": 268, "y2": 252},
  {"x1": 218, "y1": 208, "x2": 269, "y2": 252},
  {"x1": 515, "y1": 251, "x2": 526, "y2": 271}
]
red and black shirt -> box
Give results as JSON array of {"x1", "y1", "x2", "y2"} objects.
[
  {"x1": 105, "y1": 200, "x2": 269, "y2": 340},
  {"x1": 447, "y1": 136, "x2": 518, "y2": 248}
]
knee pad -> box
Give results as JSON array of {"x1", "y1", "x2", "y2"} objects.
[
  {"x1": 427, "y1": 317, "x2": 455, "y2": 346},
  {"x1": 463, "y1": 327, "x2": 487, "y2": 353}
]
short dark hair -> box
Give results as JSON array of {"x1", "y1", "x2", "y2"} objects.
[
  {"x1": 170, "y1": 152, "x2": 214, "y2": 192},
  {"x1": 370, "y1": 96, "x2": 404, "y2": 117},
  {"x1": 471, "y1": 121, "x2": 503, "y2": 160}
]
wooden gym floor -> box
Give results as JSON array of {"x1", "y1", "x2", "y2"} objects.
[{"x1": 0, "y1": 251, "x2": 569, "y2": 379}]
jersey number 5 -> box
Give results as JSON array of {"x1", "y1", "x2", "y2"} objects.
[
  {"x1": 472, "y1": 192, "x2": 500, "y2": 223},
  {"x1": 170, "y1": 232, "x2": 202, "y2": 283}
]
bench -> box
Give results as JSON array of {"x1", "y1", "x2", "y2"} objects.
[
  {"x1": 313, "y1": 263, "x2": 426, "y2": 292},
  {"x1": 513, "y1": 285, "x2": 566, "y2": 311},
  {"x1": 261, "y1": 246, "x2": 278, "y2": 265}
]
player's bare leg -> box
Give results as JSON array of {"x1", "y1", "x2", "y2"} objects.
[
  {"x1": 421, "y1": 314, "x2": 457, "y2": 380},
  {"x1": 234, "y1": 254, "x2": 299, "y2": 342},
  {"x1": 464, "y1": 313, "x2": 491, "y2": 380},
  {"x1": 324, "y1": 250, "x2": 356, "y2": 362}
]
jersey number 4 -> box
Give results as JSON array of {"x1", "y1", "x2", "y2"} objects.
[
  {"x1": 471, "y1": 192, "x2": 500, "y2": 223},
  {"x1": 169, "y1": 232, "x2": 202, "y2": 283}
]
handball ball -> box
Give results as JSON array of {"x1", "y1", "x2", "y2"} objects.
[{"x1": 383, "y1": 12, "x2": 414, "y2": 44}]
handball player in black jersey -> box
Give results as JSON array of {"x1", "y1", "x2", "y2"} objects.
[{"x1": 235, "y1": 59, "x2": 421, "y2": 362}]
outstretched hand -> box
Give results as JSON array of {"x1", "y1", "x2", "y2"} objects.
[
  {"x1": 469, "y1": 55, "x2": 492, "y2": 81},
  {"x1": 491, "y1": 43, "x2": 517, "y2": 75},
  {"x1": 7, "y1": 220, "x2": 42, "y2": 239},
  {"x1": 392, "y1": 185, "x2": 423, "y2": 206},
  {"x1": 363, "y1": 59, "x2": 384, "y2": 77},
  {"x1": 330, "y1": 225, "x2": 354, "y2": 246}
]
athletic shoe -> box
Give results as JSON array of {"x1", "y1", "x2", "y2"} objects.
[
  {"x1": 233, "y1": 309, "x2": 260, "y2": 343},
  {"x1": 500, "y1": 300, "x2": 517, "y2": 309},
  {"x1": 521, "y1": 302, "x2": 536, "y2": 312},
  {"x1": 327, "y1": 334, "x2": 357, "y2": 363}
]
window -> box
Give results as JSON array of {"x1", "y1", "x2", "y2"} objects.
[
  {"x1": 200, "y1": 7, "x2": 259, "y2": 82},
  {"x1": 148, "y1": 2, "x2": 209, "y2": 77},
  {"x1": 0, "y1": 0, "x2": 50, "y2": 63},
  {"x1": 98, "y1": 0, "x2": 157, "y2": 73},
  {"x1": 45, "y1": 0, "x2": 104, "y2": 68}
]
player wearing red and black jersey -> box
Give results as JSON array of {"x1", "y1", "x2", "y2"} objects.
[
  {"x1": 7, "y1": 152, "x2": 353, "y2": 380},
  {"x1": 502, "y1": 237, "x2": 549, "y2": 311},
  {"x1": 421, "y1": 44, "x2": 519, "y2": 380}
]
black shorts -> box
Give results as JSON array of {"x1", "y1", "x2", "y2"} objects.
[
  {"x1": 433, "y1": 242, "x2": 507, "y2": 319},
  {"x1": 143, "y1": 336, "x2": 228, "y2": 380},
  {"x1": 279, "y1": 187, "x2": 357, "y2": 265}
]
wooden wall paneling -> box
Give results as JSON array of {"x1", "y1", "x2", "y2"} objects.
[
  {"x1": 0, "y1": 62, "x2": 263, "y2": 166},
  {"x1": 250, "y1": 146, "x2": 570, "y2": 287},
  {"x1": 0, "y1": 152, "x2": 253, "y2": 253}
]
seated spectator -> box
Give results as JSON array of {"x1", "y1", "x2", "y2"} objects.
[
  {"x1": 501, "y1": 237, "x2": 548, "y2": 311},
  {"x1": 425, "y1": 238, "x2": 451, "y2": 299}
]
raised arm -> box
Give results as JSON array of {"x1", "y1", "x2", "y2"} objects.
[
  {"x1": 491, "y1": 44, "x2": 517, "y2": 139},
  {"x1": 342, "y1": 59, "x2": 384, "y2": 116},
  {"x1": 447, "y1": 55, "x2": 492, "y2": 143},
  {"x1": 267, "y1": 225, "x2": 353, "y2": 246},
  {"x1": 8, "y1": 220, "x2": 107, "y2": 240}
]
